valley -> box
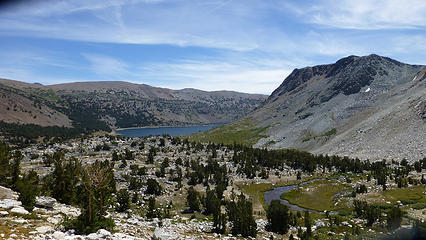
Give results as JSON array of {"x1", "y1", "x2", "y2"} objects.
[{"x1": 0, "y1": 134, "x2": 424, "y2": 240}]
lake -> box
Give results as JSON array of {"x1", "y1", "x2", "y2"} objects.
[{"x1": 116, "y1": 123, "x2": 224, "y2": 138}]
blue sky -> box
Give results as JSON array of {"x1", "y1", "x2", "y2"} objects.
[{"x1": 0, "y1": 0, "x2": 425, "y2": 94}]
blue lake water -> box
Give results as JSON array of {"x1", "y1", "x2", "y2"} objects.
[{"x1": 116, "y1": 123, "x2": 225, "y2": 138}]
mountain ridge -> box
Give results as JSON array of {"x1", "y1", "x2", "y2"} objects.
[{"x1": 0, "y1": 78, "x2": 268, "y2": 133}]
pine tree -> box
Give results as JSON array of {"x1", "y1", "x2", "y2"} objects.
[
  {"x1": 16, "y1": 170, "x2": 39, "y2": 212},
  {"x1": 147, "y1": 197, "x2": 156, "y2": 219},
  {"x1": 226, "y1": 193, "x2": 257, "y2": 238},
  {"x1": 366, "y1": 205, "x2": 380, "y2": 227},
  {"x1": 267, "y1": 200, "x2": 290, "y2": 234},
  {"x1": 145, "y1": 178, "x2": 162, "y2": 195},
  {"x1": 11, "y1": 150, "x2": 22, "y2": 186},
  {"x1": 204, "y1": 188, "x2": 219, "y2": 215},
  {"x1": 213, "y1": 210, "x2": 226, "y2": 234},
  {"x1": 0, "y1": 142, "x2": 11, "y2": 186},
  {"x1": 187, "y1": 186, "x2": 200, "y2": 212},
  {"x1": 387, "y1": 206, "x2": 403, "y2": 230},
  {"x1": 112, "y1": 151, "x2": 119, "y2": 161},
  {"x1": 68, "y1": 160, "x2": 116, "y2": 234},
  {"x1": 131, "y1": 192, "x2": 139, "y2": 204},
  {"x1": 304, "y1": 210, "x2": 312, "y2": 238},
  {"x1": 51, "y1": 154, "x2": 82, "y2": 205}
]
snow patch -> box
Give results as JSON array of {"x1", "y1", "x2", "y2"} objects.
[{"x1": 365, "y1": 87, "x2": 371, "y2": 93}]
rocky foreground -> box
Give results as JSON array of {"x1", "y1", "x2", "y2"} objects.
[{"x1": 0, "y1": 185, "x2": 271, "y2": 240}]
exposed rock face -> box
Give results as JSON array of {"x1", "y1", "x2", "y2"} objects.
[
  {"x1": 36, "y1": 196, "x2": 56, "y2": 208},
  {"x1": 35, "y1": 226, "x2": 54, "y2": 234},
  {"x1": 152, "y1": 227, "x2": 180, "y2": 240},
  {"x1": 251, "y1": 54, "x2": 425, "y2": 162},
  {"x1": 0, "y1": 199, "x2": 22, "y2": 209},
  {"x1": 0, "y1": 185, "x2": 19, "y2": 200},
  {"x1": 415, "y1": 100, "x2": 426, "y2": 119},
  {"x1": 10, "y1": 206, "x2": 29, "y2": 215}
]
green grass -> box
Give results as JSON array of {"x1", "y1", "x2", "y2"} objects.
[
  {"x1": 29, "y1": 88, "x2": 61, "y2": 103},
  {"x1": 411, "y1": 203, "x2": 426, "y2": 210},
  {"x1": 382, "y1": 185, "x2": 426, "y2": 204},
  {"x1": 264, "y1": 140, "x2": 276, "y2": 147},
  {"x1": 189, "y1": 119, "x2": 268, "y2": 146},
  {"x1": 238, "y1": 176, "x2": 327, "y2": 212},
  {"x1": 239, "y1": 183, "x2": 275, "y2": 210},
  {"x1": 280, "y1": 180, "x2": 350, "y2": 212},
  {"x1": 322, "y1": 128, "x2": 337, "y2": 137},
  {"x1": 302, "y1": 128, "x2": 337, "y2": 142}
]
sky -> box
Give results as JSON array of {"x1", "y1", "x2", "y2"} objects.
[{"x1": 0, "y1": 0, "x2": 425, "y2": 94}]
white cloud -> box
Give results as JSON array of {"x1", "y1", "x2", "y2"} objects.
[
  {"x1": 139, "y1": 59, "x2": 293, "y2": 94},
  {"x1": 82, "y1": 53, "x2": 130, "y2": 77},
  {"x1": 290, "y1": 0, "x2": 426, "y2": 29},
  {"x1": 2, "y1": 0, "x2": 419, "y2": 56}
]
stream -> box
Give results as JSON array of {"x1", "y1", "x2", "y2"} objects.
[{"x1": 263, "y1": 178, "x2": 326, "y2": 213}]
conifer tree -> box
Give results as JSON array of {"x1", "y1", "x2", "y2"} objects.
[
  {"x1": 226, "y1": 193, "x2": 257, "y2": 238},
  {"x1": 0, "y1": 142, "x2": 11, "y2": 186},
  {"x1": 304, "y1": 210, "x2": 312, "y2": 238},
  {"x1": 267, "y1": 200, "x2": 290, "y2": 234},
  {"x1": 187, "y1": 186, "x2": 200, "y2": 212},
  {"x1": 387, "y1": 206, "x2": 403, "y2": 230},
  {"x1": 116, "y1": 189, "x2": 130, "y2": 212}
]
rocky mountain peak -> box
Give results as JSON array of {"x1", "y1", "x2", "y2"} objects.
[
  {"x1": 268, "y1": 54, "x2": 409, "y2": 104},
  {"x1": 250, "y1": 54, "x2": 425, "y2": 162}
]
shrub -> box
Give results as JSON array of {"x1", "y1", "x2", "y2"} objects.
[
  {"x1": 16, "y1": 178, "x2": 38, "y2": 212},
  {"x1": 145, "y1": 178, "x2": 162, "y2": 195},
  {"x1": 63, "y1": 215, "x2": 115, "y2": 235},
  {"x1": 116, "y1": 189, "x2": 130, "y2": 212}
]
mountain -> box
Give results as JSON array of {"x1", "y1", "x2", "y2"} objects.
[
  {"x1": 0, "y1": 79, "x2": 72, "y2": 127},
  {"x1": 0, "y1": 79, "x2": 267, "y2": 133},
  {"x1": 196, "y1": 54, "x2": 426, "y2": 161}
]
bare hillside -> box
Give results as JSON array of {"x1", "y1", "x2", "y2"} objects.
[
  {"x1": 0, "y1": 79, "x2": 71, "y2": 127},
  {"x1": 247, "y1": 54, "x2": 425, "y2": 161}
]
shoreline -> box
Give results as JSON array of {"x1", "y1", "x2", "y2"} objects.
[{"x1": 114, "y1": 122, "x2": 227, "y2": 131}]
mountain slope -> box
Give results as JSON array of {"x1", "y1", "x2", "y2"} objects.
[
  {"x1": 197, "y1": 54, "x2": 426, "y2": 161},
  {"x1": 0, "y1": 79, "x2": 267, "y2": 131},
  {"x1": 0, "y1": 79, "x2": 72, "y2": 127}
]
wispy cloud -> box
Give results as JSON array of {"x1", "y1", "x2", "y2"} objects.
[
  {"x1": 82, "y1": 53, "x2": 130, "y2": 77},
  {"x1": 289, "y1": 0, "x2": 426, "y2": 30},
  {"x1": 1, "y1": 0, "x2": 422, "y2": 55},
  {"x1": 0, "y1": 0, "x2": 267, "y2": 51},
  {"x1": 139, "y1": 58, "x2": 294, "y2": 94}
]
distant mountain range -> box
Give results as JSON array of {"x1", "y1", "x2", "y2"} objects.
[
  {"x1": 196, "y1": 54, "x2": 426, "y2": 161},
  {"x1": 0, "y1": 79, "x2": 267, "y2": 132}
]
